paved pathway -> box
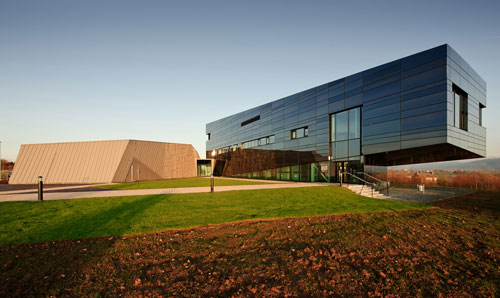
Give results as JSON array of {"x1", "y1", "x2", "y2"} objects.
[
  {"x1": 0, "y1": 182, "x2": 333, "y2": 202},
  {"x1": 384, "y1": 185, "x2": 474, "y2": 203}
]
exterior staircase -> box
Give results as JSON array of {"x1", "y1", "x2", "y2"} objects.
[{"x1": 342, "y1": 183, "x2": 390, "y2": 199}]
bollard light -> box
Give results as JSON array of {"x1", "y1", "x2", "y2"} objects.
[
  {"x1": 210, "y1": 174, "x2": 214, "y2": 193},
  {"x1": 38, "y1": 176, "x2": 43, "y2": 202}
]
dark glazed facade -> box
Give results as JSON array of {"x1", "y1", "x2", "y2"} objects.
[{"x1": 206, "y1": 45, "x2": 487, "y2": 182}]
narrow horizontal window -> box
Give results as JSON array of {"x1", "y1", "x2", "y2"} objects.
[
  {"x1": 240, "y1": 134, "x2": 275, "y2": 149},
  {"x1": 241, "y1": 115, "x2": 260, "y2": 127}
]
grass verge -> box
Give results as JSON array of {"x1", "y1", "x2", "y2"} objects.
[
  {"x1": 95, "y1": 177, "x2": 279, "y2": 190},
  {"x1": 0, "y1": 186, "x2": 428, "y2": 246}
]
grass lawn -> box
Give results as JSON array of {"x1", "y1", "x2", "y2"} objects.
[
  {"x1": 0, "y1": 186, "x2": 428, "y2": 246},
  {"x1": 95, "y1": 177, "x2": 280, "y2": 190},
  {"x1": 0, "y1": 191, "x2": 498, "y2": 297}
]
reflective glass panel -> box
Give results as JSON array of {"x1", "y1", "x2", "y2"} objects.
[
  {"x1": 292, "y1": 165, "x2": 300, "y2": 181},
  {"x1": 335, "y1": 141, "x2": 348, "y2": 159},
  {"x1": 349, "y1": 108, "x2": 360, "y2": 139},
  {"x1": 296, "y1": 128, "x2": 304, "y2": 138},
  {"x1": 349, "y1": 139, "x2": 360, "y2": 156},
  {"x1": 330, "y1": 114, "x2": 335, "y2": 142},
  {"x1": 335, "y1": 111, "x2": 348, "y2": 141}
]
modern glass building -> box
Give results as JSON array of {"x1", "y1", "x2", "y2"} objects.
[{"x1": 205, "y1": 44, "x2": 486, "y2": 182}]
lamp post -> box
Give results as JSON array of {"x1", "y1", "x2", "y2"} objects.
[
  {"x1": 210, "y1": 150, "x2": 216, "y2": 192},
  {"x1": 38, "y1": 176, "x2": 43, "y2": 202},
  {"x1": 327, "y1": 155, "x2": 331, "y2": 183}
]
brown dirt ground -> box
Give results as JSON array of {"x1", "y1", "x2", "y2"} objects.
[{"x1": 1, "y1": 192, "x2": 499, "y2": 297}]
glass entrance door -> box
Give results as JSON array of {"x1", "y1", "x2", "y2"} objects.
[
  {"x1": 336, "y1": 161, "x2": 347, "y2": 183},
  {"x1": 335, "y1": 160, "x2": 364, "y2": 184}
]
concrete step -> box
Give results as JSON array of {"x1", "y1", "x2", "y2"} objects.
[{"x1": 342, "y1": 184, "x2": 391, "y2": 200}]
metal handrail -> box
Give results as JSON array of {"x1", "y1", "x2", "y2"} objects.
[
  {"x1": 358, "y1": 172, "x2": 391, "y2": 196},
  {"x1": 340, "y1": 172, "x2": 375, "y2": 186},
  {"x1": 340, "y1": 172, "x2": 382, "y2": 198}
]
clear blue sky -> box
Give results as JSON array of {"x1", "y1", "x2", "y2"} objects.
[{"x1": 1, "y1": 0, "x2": 499, "y2": 161}]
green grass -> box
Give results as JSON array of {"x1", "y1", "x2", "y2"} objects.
[
  {"x1": 0, "y1": 186, "x2": 430, "y2": 246},
  {"x1": 95, "y1": 177, "x2": 279, "y2": 190}
]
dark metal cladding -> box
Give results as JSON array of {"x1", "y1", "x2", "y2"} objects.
[{"x1": 205, "y1": 45, "x2": 486, "y2": 182}]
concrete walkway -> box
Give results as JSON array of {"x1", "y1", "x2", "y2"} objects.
[
  {"x1": 0, "y1": 184, "x2": 107, "y2": 195},
  {"x1": 0, "y1": 182, "x2": 333, "y2": 202}
]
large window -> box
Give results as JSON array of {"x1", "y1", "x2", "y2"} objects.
[
  {"x1": 348, "y1": 108, "x2": 360, "y2": 139},
  {"x1": 453, "y1": 85, "x2": 468, "y2": 131},
  {"x1": 335, "y1": 111, "x2": 348, "y2": 141},
  {"x1": 330, "y1": 107, "x2": 361, "y2": 160}
]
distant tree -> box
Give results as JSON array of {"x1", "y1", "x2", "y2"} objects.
[{"x1": 1, "y1": 159, "x2": 15, "y2": 171}]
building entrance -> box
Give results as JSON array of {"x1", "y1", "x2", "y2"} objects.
[{"x1": 334, "y1": 160, "x2": 363, "y2": 183}]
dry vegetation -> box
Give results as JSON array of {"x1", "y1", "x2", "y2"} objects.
[
  {"x1": 1, "y1": 160, "x2": 14, "y2": 182},
  {"x1": 0, "y1": 160, "x2": 14, "y2": 171},
  {"x1": 388, "y1": 170, "x2": 500, "y2": 191}
]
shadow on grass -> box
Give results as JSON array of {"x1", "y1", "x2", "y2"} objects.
[
  {"x1": 24, "y1": 194, "x2": 167, "y2": 245},
  {"x1": 0, "y1": 195, "x2": 168, "y2": 296}
]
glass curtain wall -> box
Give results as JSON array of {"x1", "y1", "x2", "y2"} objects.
[
  {"x1": 225, "y1": 107, "x2": 362, "y2": 183},
  {"x1": 330, "y1": 107, "x2": 362, "y2": 183}
]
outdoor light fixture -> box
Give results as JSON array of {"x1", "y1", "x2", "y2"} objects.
[
  {"x1": 210, "y1": 151, "x2": 216, "y2": 192},
  {"x1": 327, "y1": 156, "x2": 331, "y2": 183},
  {"x1": 37, "y1": 176, "x2": 43, "y2": 202},
  {"x1": 210, "y1": 174, "x2": 214, "y2": 193}
]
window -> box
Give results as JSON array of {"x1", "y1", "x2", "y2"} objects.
[
  {"x1": 453, "y1": 85, "x2": 468, "y2": 131},
  {"x1": 479, "y1": 103, "x2": 485, "y2": 126},
  {"x1": 291, "y1": 127, "x2": 308, "y2": 139},
  {"x1": 335, "y1": 111, "x2": 348, "y2": 141},
  {"x1": 330, "y1": 107, "x2": 361, "y2": 160},
  {"x1": 349, "y1": 139, "x2": 360, "y2": 156},
  {"x1": 296, "y1": 128, "x2": 304, "y2": 138},
  {"x1": 241, "y1": 134, "x2": 275, "y2": 149},
  {"x1": 330, "y1": 114, "x2": 335, "y2": 142},
  {"x1": 207, "y1": 133, "x2": 211, "y2": 141},
  {"x1": 241, "y1": 115, "x2": 260, "y2": 127},
  {"x1": 348, "y1": 108, "x2": 360, "y2": 139},
  {"x1": 336, "y1": 141, "x2": 348, "y2": 159}
]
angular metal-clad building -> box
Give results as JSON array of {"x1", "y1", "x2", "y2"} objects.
[
  {"x1": 206, "y1": 44, "x2": 486, "y2": 182},
  {"x1": 9, "y1": 140, "x2": 200, "y2": 184}
]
